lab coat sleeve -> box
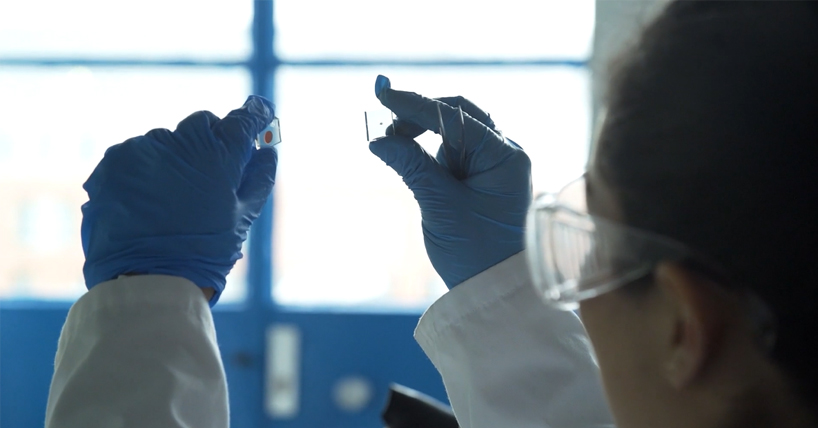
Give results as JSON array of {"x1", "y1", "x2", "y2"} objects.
[
  {"x1": 415, "y1": 251, "x2": 615, "y2": 428},
  {"x1": 45, "y1": 275, "x2": 228, "y2": 428}
]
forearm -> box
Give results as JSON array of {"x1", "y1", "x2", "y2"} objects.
[
  {"x1": 415, "y1": 252, "x2": 615, "y2": 428},
  {"x1": 46, "y1": 276, "x2": 228, "y2": 428}
]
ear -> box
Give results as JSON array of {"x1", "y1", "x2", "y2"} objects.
[{"x1": 654, "y1": 262, "x2": 727, "y2": 389}]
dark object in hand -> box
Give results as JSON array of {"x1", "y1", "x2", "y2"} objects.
[{"x1": 381, "y1": 384, "x2": 459, "y2": 428}]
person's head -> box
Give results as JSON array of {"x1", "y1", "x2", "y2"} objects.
[{"x1": 579, "y1": 2, "x2": 818, "y2": 428}]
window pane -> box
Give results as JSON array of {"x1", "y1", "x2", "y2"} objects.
[
  {"x1": 0, "y1": 0, "x2": 251, "y2": 59},
  {"x1": 275, "y1": 0, "x2": 594, "y2": 61},
  {"x1": 272, "y1": 66, "x2": 590, "y2": 307},
  {"x1": 0, "y1": 67, "x2": 250, "y2": 301}
]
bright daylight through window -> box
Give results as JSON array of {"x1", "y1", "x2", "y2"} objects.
[
  {"x1": 272, "y1": 0, "x2": 594, "y2": 307},
  {"x1": 0, "y1": 0, "x2": 594, "y2": 309}
]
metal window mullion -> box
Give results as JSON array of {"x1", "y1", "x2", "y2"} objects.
[
  {"x1": 277, "y1": 59, "x2": 587, "y2": 68},
  {"x1": 247, "y1": 0, "x2": 277, "y2": 311},
  {"x1": 0, "y1": 58, "x2": 247, "y2": 67}
]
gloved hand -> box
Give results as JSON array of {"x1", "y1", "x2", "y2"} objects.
[
  {"x1": 369, "y1": 75, "x2": 531, "y2": 288},
  {"x1": 81, "y1": 96, "x2": 277, "y2": 305}
]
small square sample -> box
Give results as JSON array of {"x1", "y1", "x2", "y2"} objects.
[
  {"x1": 364, "y1": 109, "x2": 395, "y2": 141},
  {"x1": 256, "y1": 117, "x2": 282, "y2": 149}
]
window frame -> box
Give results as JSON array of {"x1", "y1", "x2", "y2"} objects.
[
  {"x1": 0, "y1": 0, "x2": 589, "y2": 309},
  {"x1": 0, "y1": 2, "x2": 591, "y2": 427}
]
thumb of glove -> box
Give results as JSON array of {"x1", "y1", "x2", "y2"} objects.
[
  {"x1": 369, "y1": 135, "x2": 457, "y2": 204},
  {"x1": 237, "y1": 148, "x2": 278, "y2": 226}
]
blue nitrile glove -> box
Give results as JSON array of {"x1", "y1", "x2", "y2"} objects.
[
  {"x1": 81, "y1": 96, "x2": 277, "y2": 306},
  {"x1": 369, "y1": 75, "x2": 531, "y2": 288}
]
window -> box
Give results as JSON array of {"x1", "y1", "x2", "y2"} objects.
[
  {"x1": 0, "y1": 1, "x2": 593, "y2": 305},
  {"x1": 1, "y1": 3, "x2": 594, "y2": 427},
  {"x1": 0, "y1": 0, "x2": 252, "y2": 59},
  {"x1": 0, "y1": 0, "x2": 252, "y2": 301},
  {"x1": 271, "y1": 1, "x2": 594, "y2": 307}
]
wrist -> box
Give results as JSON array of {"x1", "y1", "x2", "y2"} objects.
[{"x1": 121, "y1": 273, "x2": 215, "y2": 302}]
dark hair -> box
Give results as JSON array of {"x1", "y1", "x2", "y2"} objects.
[{"x1": 597, "y1": 0, "x2": 818, "y2": 409}]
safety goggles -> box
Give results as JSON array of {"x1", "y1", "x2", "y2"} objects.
[
  {"x1": 526, "y1": 176, "x2": 705, "y2": 310},
  {"x1": 526, "y1": 176, "x2": 778, "y2": 352}
]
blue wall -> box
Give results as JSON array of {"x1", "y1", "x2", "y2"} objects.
[{"x1": 0, "y1": 305, "x2": 445, "y2": 428}]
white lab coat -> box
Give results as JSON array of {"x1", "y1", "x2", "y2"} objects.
[{"x1": 45, "y1": 252, "x2": 614, "y2": 428}]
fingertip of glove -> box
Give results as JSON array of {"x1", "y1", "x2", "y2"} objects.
[
  {"x1": 375, "y1": 75, "x2": 391, "y2": 98},
  {"x1": 368, "y1": 135, "x2": 416, "y2": 162},
  {"x1": 368, "y1": 134, "x2": 391, "y2": 152},
  {"x1": 243, "y1": 95, "x2": 276, "y2": 123},
  {"x1": 249, "y1": 146, "x2": 278, "y2": 173}
]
